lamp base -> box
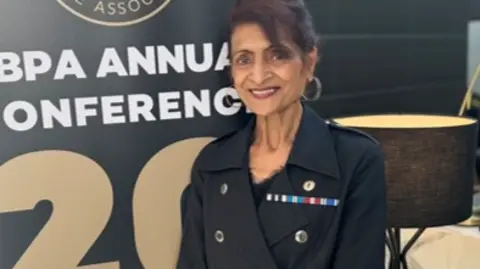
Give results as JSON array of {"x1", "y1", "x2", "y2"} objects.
[{"x1": 386, "y1": 228, "x2": 425, "y2": 269}]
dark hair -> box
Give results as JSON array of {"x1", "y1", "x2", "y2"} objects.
[{"x1": 228, "y1": 0, "x2": 319, "y2": 55}]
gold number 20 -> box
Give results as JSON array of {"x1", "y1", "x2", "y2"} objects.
[{"x1": 0, "y1": 137, "x2": 215, "y2": 269}]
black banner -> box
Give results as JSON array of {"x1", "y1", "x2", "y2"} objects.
[{"x1": 0, "y1": 1, "x2": 249, "y2": 268}]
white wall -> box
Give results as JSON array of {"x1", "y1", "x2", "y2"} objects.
[{"x1": 468, "y1": 20, "x2": 480, "y2": 94}]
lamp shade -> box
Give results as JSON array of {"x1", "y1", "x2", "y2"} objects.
[{"x1": 333, "y1": 114, "x2": 478, "y2": 228}]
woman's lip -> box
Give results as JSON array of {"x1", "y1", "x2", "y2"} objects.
[
  {"x1": 249, "y1": 86, "x2": 280, "y2": 91},
  {"x1": 249, "y1": 87, "x2": 280, "y2": 99}
]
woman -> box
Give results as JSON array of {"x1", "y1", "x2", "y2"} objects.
[{"x1": 177, "y1": 0, "x2": 387, "y2": 268}]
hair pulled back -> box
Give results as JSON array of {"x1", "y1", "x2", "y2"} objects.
[{"x1": 228, "y1": 0, "x2": 319, "y2": 54}]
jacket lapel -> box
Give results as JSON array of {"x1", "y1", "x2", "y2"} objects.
[
  {"x1": 198, "y1": 117, "x2": 278, "y2": 269},
  {"x1": 257, "y1": 169, "x2": 309, "y2": 247},
  {"x1": 256, "y1": 105, "x2": 341, "y2": 247},
  {"x1": 212, "y1": 168, "x2": 279, "y2": 269}
]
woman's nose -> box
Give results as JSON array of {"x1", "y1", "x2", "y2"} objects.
[{"x1": 249, "y1": 61, "x2": 271, "y2": 85}]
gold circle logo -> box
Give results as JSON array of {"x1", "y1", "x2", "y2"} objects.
[{"x1": 57, "y1": 0, "x2": 172, "y2": 27}]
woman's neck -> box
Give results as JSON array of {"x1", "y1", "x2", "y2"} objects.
[{"x1": 253, "y1": 102, "x2": 303, "y2": 151}]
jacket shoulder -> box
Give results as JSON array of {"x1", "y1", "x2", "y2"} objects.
[
  {"x1": 326, "y1": 119, "x2": 384, "y2": 167},
  {"x1": 192, "y1": 127, "x2": 244, "y2": 170},
  {"x1": 327, "y1": 119, "x2": 380, "y2": 146}
]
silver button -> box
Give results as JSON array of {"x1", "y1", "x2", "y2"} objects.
[
  {"x1": 295, "y1": 230, "x2": 308, "y2": 244},
  {"x1": 303, "y1": 180, "x2": 316, "y2": 192},
  {"x1": 214, "y1": 230, "x2": 225, "y2": 243},
  {"x1": 220, "y1": 183, "x2": 228, "y2": 195}
]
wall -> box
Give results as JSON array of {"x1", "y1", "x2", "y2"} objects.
[
  {"x1": 469, "y1": 21, "x2": 480, "y2": 95},
  {"x1": 306, "y1": 0, "x2": 470, "y2": 117},
  {"x1": 472, "y1": 0, "x2": 480, "y2": 20},
  {"x1": 468, "y1": 0, "x2": 480, "y2": 96}
]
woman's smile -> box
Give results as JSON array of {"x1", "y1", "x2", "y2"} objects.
[{"x1": 249, "y1": 86, "x2": 281, "y2": 99}]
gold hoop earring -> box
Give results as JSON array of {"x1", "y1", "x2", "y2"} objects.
[{"x1": 302, "y1": 76, "x2": 322, "y2": 101}]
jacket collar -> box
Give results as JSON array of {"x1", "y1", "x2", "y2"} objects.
[{"x1": 197, "y1": 104, "x2": 341, "y2": 179}]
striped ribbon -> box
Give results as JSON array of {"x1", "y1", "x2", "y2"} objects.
[{"x1": 266, "y1": 193, "x2": 339, "y2": 207}]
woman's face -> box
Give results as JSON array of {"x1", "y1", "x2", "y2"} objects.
[{"x1": 230, "y1": 23, "x2": 317, "y2": 116}]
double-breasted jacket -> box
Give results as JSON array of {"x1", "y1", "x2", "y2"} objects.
[{"x1": 176, "y1": 106, "x2": 387, "y2": 269}]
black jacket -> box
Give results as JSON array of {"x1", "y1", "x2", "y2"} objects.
[{"x1": 177, "y1": 105, "x2": 387, "y2": 269}]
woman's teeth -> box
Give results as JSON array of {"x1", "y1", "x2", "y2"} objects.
[{"x1": 250, "y1": 88, "x2": 278, "y2": 99}]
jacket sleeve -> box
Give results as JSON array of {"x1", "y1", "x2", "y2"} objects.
[
  {"x1": 330, "y1": 144, "x2": 387, "y2": 269},
  {"x1": 176, "y1": 165, "x2": 208, "y2": 269}
]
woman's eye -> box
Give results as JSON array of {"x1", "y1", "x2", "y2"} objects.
[
  {"x1": 235, "y1": 55, "x2": 251, "y2": 65},
  {"x1": 270, "y1": 49, "x2": 291, "y2": 61}
]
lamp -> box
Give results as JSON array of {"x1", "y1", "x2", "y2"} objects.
[
  {"x1": 333, "y1": 114, "x2": 478, "y2": 269},
  {"x1": 458, "y1": 63, "x2": 480, "y2": 226}
]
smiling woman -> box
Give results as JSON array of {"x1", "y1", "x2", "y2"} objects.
[
  {"x1": 175, "y1": 1, "x2": 388, "y2": 269},
  {"x1": 228, "y1": 0, "x2": 319, "y2": 117}
]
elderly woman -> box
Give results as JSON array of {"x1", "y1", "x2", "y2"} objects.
[{"x1": 176, "y1": 0, "x2": 387, "y2": 268}]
